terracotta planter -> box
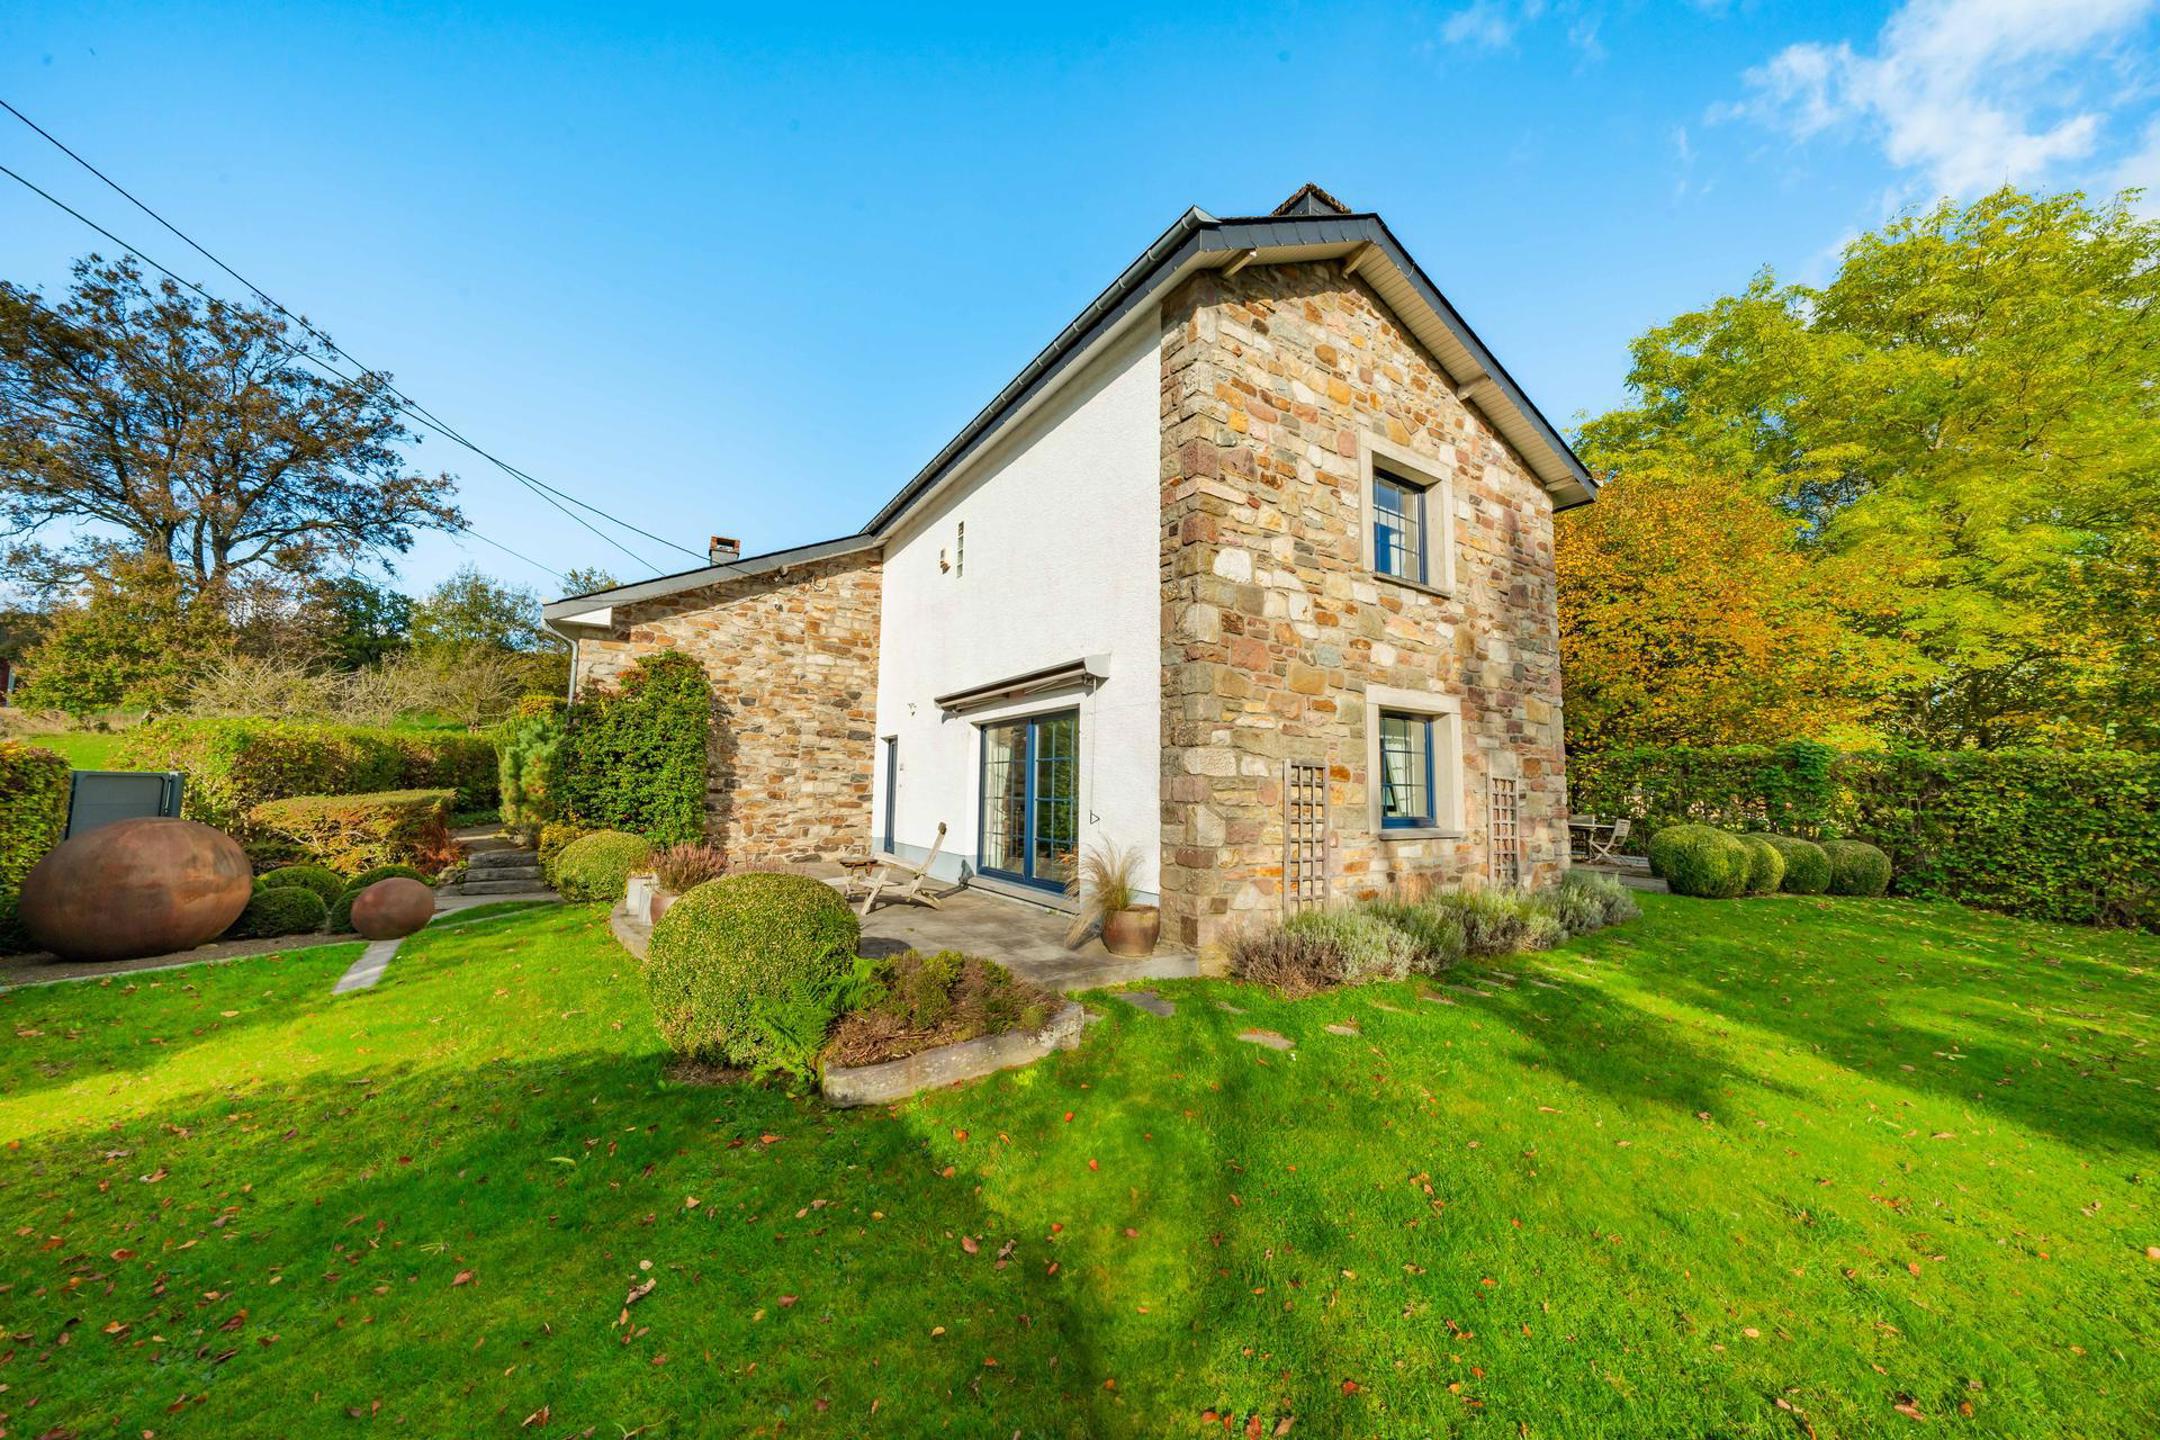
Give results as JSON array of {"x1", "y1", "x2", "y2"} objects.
[
  {"x1": 648, "y1": 888, "x2": 678, "y2": 927},
  {"x1": 1101, "y1": 905, "x2": 1160, "y2": 959}
]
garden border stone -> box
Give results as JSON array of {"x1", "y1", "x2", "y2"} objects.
[{"x1": 821, "y1": 1001, "x2": 1088, "y2": 1108}]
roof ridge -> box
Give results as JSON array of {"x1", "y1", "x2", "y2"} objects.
[{"x1": 1271, "y1": 182, "x2": 1351, "y2": 217}]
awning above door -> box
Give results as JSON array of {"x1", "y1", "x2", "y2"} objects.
[{"x1": 933, "y1": 655, "x2": 1109, "y2": 716}]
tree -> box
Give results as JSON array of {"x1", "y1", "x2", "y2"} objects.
[
  {"x1": 410, "y1": 564, "x2": 548, "y2": 652},
  {"x1": 304, "y1": 575, "x2": 413, "y2": 670},
  {"x1": 0, "y1": 256, "x2": 463, "y2": 589},
  {"x1": 17, "y1": 558, "x2": 231, "y2": 715},
  {"x1": 1581, "y1": 187, "x2": 2160, "y2": 748},
  {"x1": 559, "y1": 565, "x2": 616, "y2": 600},
  {"x1": 1556, "y1": 448, "x2": 1884, "y2": 750}
]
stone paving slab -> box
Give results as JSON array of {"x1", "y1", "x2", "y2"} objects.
[
  {"x1": 1119, "y1": 990, "x2": 1175, "y2": 1017},
  {"x1": 1324, "y1": 1022, "x2": 1360, "y2": 1037},
  {"x1": 333, "y1": 939, "x2": 402, "y2": 994},
  {"x1": 1237, "y1": 1028, "x2": 1295, "y2": 1051}
]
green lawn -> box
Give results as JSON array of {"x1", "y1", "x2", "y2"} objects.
[
  {"x1": 1, "y1": 894, "x2": 2154, "y2": 1438},
  {"x1": 21, "y1": 729, "x2": 127, "y2": 769}
]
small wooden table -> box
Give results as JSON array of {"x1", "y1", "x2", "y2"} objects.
[{"x1": 837, "y1": 855, "x2": 878, "y2": 902}]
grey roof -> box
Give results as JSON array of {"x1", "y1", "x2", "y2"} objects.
[{"x1": 550, "y1": 187, "x2": 1595, "y2": 618}]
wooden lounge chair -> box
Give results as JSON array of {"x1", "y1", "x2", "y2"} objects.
[
  {"x1": 1583, "y1": 817, "x2": 1632, "y2": 865},
  {"x1": 856, "y1": 823, "x2": 947, "y2": 916}
]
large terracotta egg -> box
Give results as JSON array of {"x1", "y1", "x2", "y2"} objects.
[
  {"x1": 350, "y1": 878, "x2": 435, "y2": 940},
  {"x1": 19, "y1": 818, "x2": 252, "y2": 962}
]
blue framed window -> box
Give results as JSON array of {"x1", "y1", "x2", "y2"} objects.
[
  {"x1": 979, "y1": 709, "x2": 1079, "y2": 891},
  {"x1": 1378, "y1": 710, "x2": 1436, "y2": 829},
  {"x1": 1373, "y1": 469, "x2": 1427, "y2": 584}
]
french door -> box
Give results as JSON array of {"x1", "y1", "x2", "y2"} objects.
[{"x1": 979, "y1": 709, "x2": 1078, "y2": 892}]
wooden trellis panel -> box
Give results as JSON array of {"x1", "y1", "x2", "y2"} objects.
[
  {"x1": 1284, "y1": 759, "x2": 1330, "y2": 910},
  {"x1": 1489, "y1": 775, "x2": 1522, "y2": 888}
]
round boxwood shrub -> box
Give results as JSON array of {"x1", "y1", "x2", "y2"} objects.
[
  {"x1": 328, "y1": 865, "x2": 435, "y2": 932},
  {"x1": 1647, "y1": 824, "x2": 1752, "y2": 899},
  {"x1": 1738, "y1": 834, "x2": 1786, "y2": 895},
  {"x1": 644, "y1": 872, "x2": 861, "y2": 1070},
  {"x1": 256, "y1": 863, "x2": 345, "y2": 905},
  {"x1": 1821, "y1": 839, "x2": 1893, "y2": 897},
  {"x1": 228, "y1": 885, "x2": 328, "y2": 939},
  {"x1": 1762, "y1": 835, "x2": 1832, "y2": 894},
  {"x1": 552, "y1": 830, "x2": 652, "y2": 902}
]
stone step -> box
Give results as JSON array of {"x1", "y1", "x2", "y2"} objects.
[
  {"x1": 464, "y1": 864, "x2": 543, "y2": 882},
  {"x1": 444, "y1": 878, "x2": 553, "y2": 896},
  {"x1": 467, "y1": 851, "x2": 541, "y2": 870}
]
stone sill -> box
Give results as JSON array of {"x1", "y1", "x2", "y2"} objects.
[
  {"x1": 1376, "y1": 828, "x2": 1466, "y2": 843},
  {"x1": 1372, "y1": 572, "x2": 1455, "y2": 603}
]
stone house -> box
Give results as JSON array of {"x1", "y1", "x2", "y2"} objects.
[{"x1": 544, "y1": 185, "x2": 1597, "y2": 956}]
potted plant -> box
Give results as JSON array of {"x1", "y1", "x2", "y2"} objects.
[
  {"x1": 1069, "y1": 842, "x2": 1158, "y2": 958},
  {"x1": 649, "y1": 842, "x2": 727, "y2": 925}
]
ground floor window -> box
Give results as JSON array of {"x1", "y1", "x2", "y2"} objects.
[
  {"x1": 1378, "y1": 710, "x2": 1437, "y2": 828},
  {"x1": 979, "y1": 709, "x2": 1078, "y2": 891}
]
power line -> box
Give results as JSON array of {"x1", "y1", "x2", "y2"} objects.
[
  {"x1": 0, "y1": 154, "x2": 644, "y2": 581},
  {"x1": 0, "y1": 99, "x2": 711, "y2": 573}
]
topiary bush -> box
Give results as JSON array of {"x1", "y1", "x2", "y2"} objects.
[
  {"x1": 328, "y1": 865, "x2": 435, "y2": 931},
  {"x1": 228, "y1": 885, "x2": 327, "y2": 939},
  {"x1": 537, "y1": 821, "x2": 588, "y2": 885},
  {"x1": 643, "y1": 872, "x2": 862, "y2": 1075},
  {"x1": 1647, "y1": 824, "x2": 1752, "y2": 899},
  {"x1": 1821, "y1": 839, "x2": 1893, "y2": 897},
  {"x1": 1762, "y1": 835, "x2": 1832, "y2": 894},
  {"x1": 256, "y1": 863, "x2": 345, "y2": 905},
  {"x1": 558, "y1": 652, "x2": 710, "y2": 846},
  {"x1": 0, "y1": 742, "x2": 72, "y2": 952},
  {"x1": 1739, "y1": 834, "x2": 1786, "y2": 896},
  {"x1": 552, "y1": 830, "x2": 653, "y2": 902}
]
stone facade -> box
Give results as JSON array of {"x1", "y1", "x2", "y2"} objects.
[
  {"x1": 1158, "y1": 262, "x2": 1567, "y2": 955},
  {"x1": 570, "y1": 550, "x2": 881, "y2": 866}
]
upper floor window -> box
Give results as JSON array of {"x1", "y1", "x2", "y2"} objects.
[
  {"x1": 1359, "y1": 437, "x2": 1455, "y2": 595},
  {"x1": 1372, "y1": 469, "x2": 1426, "y2": 584}
]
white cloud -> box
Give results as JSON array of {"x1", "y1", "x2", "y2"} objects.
[
  {"x1": 1441, "y1": 0, "x2": 1547, "y2": 50},
  {"x1": 1722, "y1": 0, "x2": 2158, "y2": 197},
  {"x1": 2111, "y1": 115, "x2": 2160, "y2": 213}
]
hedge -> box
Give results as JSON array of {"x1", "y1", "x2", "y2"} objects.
[
  {"x1": 558, "y1": 653, "x2": 709, "y2": 845},
  {"x1": 256, "y1": 863, "x2": 346, "y2": 905},
  {"x1": 247, "y1": 789, "x2": 457, "y2": 878},
  {"x1": 0, "y1": 742, "x2": 72, "y2": 951},
  {"x1": 228, "y1": 885, "x2": 327, "y2": 939},
  {"x1": 116, "y1": 719, "x2": 499, "y2": 831},
  {"x1": 1571, "y1": 745, "x2": 2160, "y2": 928}
]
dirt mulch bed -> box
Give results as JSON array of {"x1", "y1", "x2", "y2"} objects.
[{"x1": 823, "y1": 949, "x2": 1059, "y2": 1069}]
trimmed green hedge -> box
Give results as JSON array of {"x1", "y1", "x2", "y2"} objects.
[
  {"x1": 0, "y1": 742, "x2": 72, "y2": 951},
  {"x1": 644, "y1": 872, "x2": 861, "y2": 1074},
  {"x1": 248, "y1": 789, "x2": 456, "y2": 877},
  {"x1": 1738, "y1": 834, "x2": 1786, "y2": 896},
  {"x1": 229, "y1": 886, "x2": 327, "y2": 939},
  {"x1": 115, "y1": 719, "x2": 498, "y2": 831},
  {"x1": 558, "y1": 653, "x2": 709, "y2": 846},
  {"x1": 1572, "y1": 745, "x2": 2160, "y2": 928},
  {"x1": 1822, "y1": 839, "x2": 1893, "y2": 898},
  {"x1": 256, "y1": 863, "x2": 346, "y2": 905},
  {"x1": 1647, "y1": 824, "x2": 1752, "y2": 899},
  {"x1": 552, "y1": 830, "x2": 652, "y2": 903},
  {"x1": 1762, "y1": 835, "x2": 1832, "y2": 895}
]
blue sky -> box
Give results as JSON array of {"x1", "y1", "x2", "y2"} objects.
[{"x1": 6, "y1": 0, "x2": 2158, "y2": 601}]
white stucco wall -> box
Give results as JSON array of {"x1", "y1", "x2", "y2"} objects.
[{"x1": 872, "y1": 313, "x2": 1162, "y2": 901}]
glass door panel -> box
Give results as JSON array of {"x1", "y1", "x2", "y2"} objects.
[
  {"x1": 980, "y1": 721, "x2": 1029, "y2": 877},
  {"x1": 978, "y1": 709, "x2": 1080, "y2": 890}
]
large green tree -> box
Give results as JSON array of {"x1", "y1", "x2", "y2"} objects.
[
  {"x1": 1578, "y1": 187, "x2": 2160, "y2": 749},
  {"x1": 0, "y1": 256, "x2": 462, "y2": 589}
]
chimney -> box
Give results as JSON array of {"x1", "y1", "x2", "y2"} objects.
[{"x1": 709, "y1": 535, "x2": 741, "y2": 565}]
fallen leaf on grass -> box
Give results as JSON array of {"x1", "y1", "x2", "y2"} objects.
[{"x1": 452, "y1": 1271, "x2": 475, "y2": 1288}]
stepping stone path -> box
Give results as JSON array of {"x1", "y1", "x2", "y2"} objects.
[
  {"x1": 1215, "y1": 1000, "x2": 1245, "y2": 1014},
  {"x1": 1236, "y1": 1028, "x2": 1295, "y2": 1051},
  {"x1": 1119, "y1": 990, "x2": 1175, "y2": 1017},
  {"x1": 333, "y1": 939, "x2": 401, "y2": 995},
  {"x1": 1324, "y1": 1022, "x2": 1360, "y2": 1037},
  {"x1": 1419, "y1": 992, "x2": 1457, "y2": 1006},
  {"x1": 1368, "y1": 1001, "x2": 1411, "y2": 1014}
]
